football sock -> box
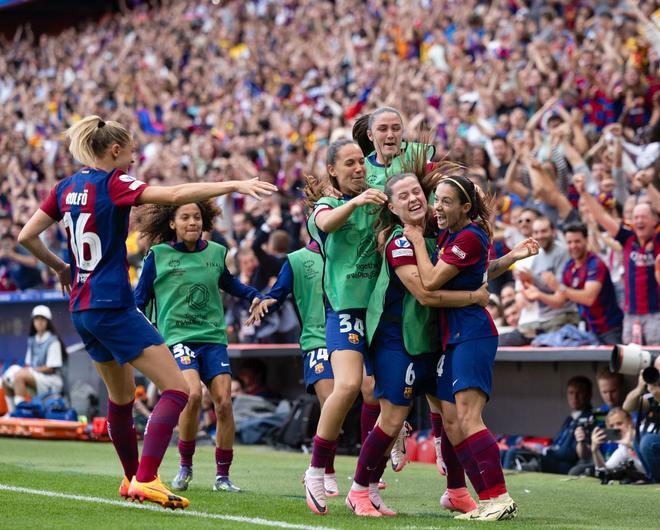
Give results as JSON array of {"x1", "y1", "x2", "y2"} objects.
[
  {"x1": 353, "y1": 425, "x2": 393, "y2": 488},
  {"x1": 442, "y1": 428, "x2": 467, "y2": 489},
  {"x1": 107, "y1": 398, "x2": 138, "y2": 480},
  {"x1": 310, "y1": 435, "x2": 336, "y2": 471},
  {"x1": 466, "y1": 429, "x2": 508, "y2": 500},
  {"x1": 215, "y1": 448, "x2": 233, "y2": 477},
  {"x1": 178, "y1": 439, "x2": 196, "y2": 468},
  {"x1": 136, "y1": 390, "x2": 188, "y2": 483},
  {"x1": 360, "y1": 402, "x2": 381, "y2": 444}
]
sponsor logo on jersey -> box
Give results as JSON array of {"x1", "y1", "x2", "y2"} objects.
[
  {"x1": 118, "y1": 174, "x2": 146, "y2": 191},
  {"x1": 186, "y1": 283, "x2": 210, "y2": 310},
  {"x1": 314, "y1": 363, "x2": 325, "y2": 374},
  {"x1": 394, "y1": 237, "x2": 411, "y2": 248},
  {"x1": 392, "y1": 248, "x2": 414, "y2": 258},
  {"x1": 403, "y1": 386, "x2": 413, "y2": 399},
  {"x1": 451, "y1": 245, "x2": 466, "y2": 259},
  {"x1": 348, "y1": 333, "x2": 359, "y2": 345}
]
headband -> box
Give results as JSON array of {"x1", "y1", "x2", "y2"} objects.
[{"x1": 443, "y1": 177, "x2": 471, "y2": 203}]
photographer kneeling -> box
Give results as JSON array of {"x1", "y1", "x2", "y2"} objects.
[{"x1": 622, "y1": 361, "x2": 660, "y2": 483}]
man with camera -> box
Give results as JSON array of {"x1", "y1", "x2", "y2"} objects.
[{"x1": 622, "y1": 357, "x2": 660, "y2": 482}]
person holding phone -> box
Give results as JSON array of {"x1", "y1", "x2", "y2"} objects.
[{"x1": 590, "y1": 408, "x2": 644, "y2": 475}]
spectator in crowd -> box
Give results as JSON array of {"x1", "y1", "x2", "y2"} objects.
[
  {"x1": 622, "y1": 361, "x2": 660, "y2": 483},
  {"x1": 501, "y1": 216, "x2": 579, "y2": 345},
  {"x1": 1, "y1": 305, "x2": 65, "y2": 410},
  {"x1": 0, "y1": 232, "x2": 43, "y2": 290},
  {"x1": 238, "y1": 359, "x2": 277, "y2": 400},
  {"x1": 541, "y1": 223, "x2": 624, "y2": 345},
  {"x1": 504, "y1": 376, "x2": 594, "y2": 474}
]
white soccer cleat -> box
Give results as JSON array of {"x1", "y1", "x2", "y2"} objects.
[
  {"x1": 324, "y1": 473, "x2": 339, "y2": 497},
  {"x1": 454, "y1": 494, "x2": 518, "y2": 521},
  {"x1": 390, "y1": 421, "x2": 412, "y2": 472},
  {"x1": 368, "y1": 483, "x2": 396, "y2": 516},
  {"x1": 303, "y1": 469, "x2": 328, "y2": 515}
]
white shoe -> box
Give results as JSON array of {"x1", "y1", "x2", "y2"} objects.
[
  {"x1": 390, "y1": 421, "x2": 412, "y2": 472},
  {"x1": 368, "y1": 483, "x2": 396, "y2": 516},
  {"x1": 303, "y1": 469, "x2": 327, "y2": 515},
  {"x1": 324, "y1": 473, "x2": 339, "y2": 497},
  {"x1": 454, "y1": 494, "x2": 518, "y2": 521},
  {"x1": 434, "y1": 436, "x2": 446, "y2": 476}
]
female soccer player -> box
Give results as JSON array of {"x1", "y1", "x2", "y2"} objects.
[
  {"x1": 347, "y1": 171, "x2": 490, "y2": 517},
  {"x1": 404, "y1": 173, "x2": 518, "y2": 521},
  {"x1": 135, "y1": 200, "x2": 265, "y2": 494},
  {"x1": 17, "y1": 115, "x2": 275, "y2": 509},
  {"x1": 302, "y1": 138, "x2": 386, "y2": 515}
]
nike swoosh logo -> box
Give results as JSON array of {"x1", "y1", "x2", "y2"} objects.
[
  {"x1": 347, "y1": 498, "x2": 356, "y2": 512},
  {"x1": 221, "y1": 363, "x2": 230, "y2": 367},
  {"x1": 306, "y1": 487, "x2": 326, "y2": 513},
  {"x1": 453, "y1": 379, "x2": 458, "y2": 386}
]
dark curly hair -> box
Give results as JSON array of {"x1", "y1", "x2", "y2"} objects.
[{"x1": 137, "y1": 201, "x2": 221, "y2": 248}]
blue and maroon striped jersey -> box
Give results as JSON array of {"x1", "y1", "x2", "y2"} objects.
[
  {"x1": 40, "y1": 167, "x2": 148, "y2": 312},
  {"x1": 615, "y1": 225, "x2": 660, "y2": 315},
  {"x1": 561, "y1": 252, "x2": 623, "y2": 335}
]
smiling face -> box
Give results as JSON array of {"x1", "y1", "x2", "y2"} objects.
[
  {"x1": 368, "y1": 111, "x2": 404, "y2": 162},
  {"x1": 170, "y1": 203, "x2": 202, "y2": 245},
  {"x1": 532, "y1": 217, "x2": 554, "y2": 251},
  {"x1": 388, "y1": 175, "x2": 428, "y2": 226},
  {"x1": 565, "y1": 230, "x2": 588, "y2": 262},
  {"x1": 434, "y1": 181, "x2": 471, "y2": 232},
  {"x1": 631, "y1": 203, "x2": 658, "y2": 241},
  {"x1": 328, "y1": 143, "x2": 366, "y2": 196}
]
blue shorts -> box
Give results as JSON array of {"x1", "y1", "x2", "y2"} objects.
[
  {"x1": 371, "y1": 321, "x2": 436, "y2": 406},
  {"x1": 303, "y1": 347, "x2": 334, "y2": 394},
  {"x1": 171, "y1": 342, "x2": 230, "y2": 385},
  {"x1": 71, "y1": 307, "x2": 164, "y2": 365},
  {"x1": 325, "y1": 306, "x2": 368, "y2": 355},
  {"x1": 435, "y1": 336, "x2": 498, "y2": 403}
]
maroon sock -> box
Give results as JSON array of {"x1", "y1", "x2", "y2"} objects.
[
  {"x1": 311, "y1": 435, "x2": 336, "y2": 469},
  {"x1": 360, "y1": 402, "x2": 380, "y2": 444},
  {"x1": 135, "y1": 390, "x2": 188, "y2": 482},
  {"x1": 430, "y1": 412, "x2": 444, "y2": 438},
  {"x1": 354, "y1": 425, "x2": 393, "y2": 487},
  {"x1": 466, "y1": 429, "x2": 507, "y2": 500},
  {"x1": 107, "y1": 399, "x2": 138, "y2": 480},
  {"x1": 215, "y1": 448, "x2": 233, "y2": 477},
  {"x1": 441, "y1": 429, "x2": 467, "y2": 489},
  {"x1": 178, "y1": 439, "x2": 196, "y2": 468},
  {"x1": 454, "y1": 438, "x2": 486, "y2": 496},
  {"x1": 370, "y1": 455, "x2": 389, "y2": 485},
  {"x1": 325, "y1": 444, "x2": 336, "y2": 474}
]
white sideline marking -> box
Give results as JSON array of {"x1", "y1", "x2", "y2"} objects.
[{"x1": 0, "y1": 484, "x2": 336, "y2": 530}]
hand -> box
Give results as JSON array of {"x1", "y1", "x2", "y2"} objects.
[
  {"x1": 233, "y1": 178, "x2": 278, "y2": 200},
  {"x1": 523, "y1": 284, "x2": 541, "y2": 301},
  {"x1": 403, "y1": 224, "x2": 424, "y2": 246},
  {"x1": 574, "y1": 426, "x2": 586, "y2": 443},
  {"x1": 352, "y1": 188, "x2": 387, "y2": 207},
  {"x1": 637, "y1": 369, "x2": 647, "y2": 390},
  {"x1": 514, "y1": 267, "x2": 533, "y2": 284},
  {"x1": 54, "y1": 263, "x2": 71, "y2": 295},
  {"x1": 510, "y1": 238, "x2": 540, "y2": 261},
  {"x1": 591, "y1": 426, "x2": 606, "y2": 450},
  {"x1": 474, "y1": 283, "x2": 490, "y2": 307},
  {"x1": 266, "y1": 213, "x2": 282, "y2": 230},
  {"x1": 541, "y1": 271, "x2": 560, "y2": 291},
  {"x1": 244, "y1": 297, "x2": 277, "y2": 326},
  {"x1": 572, "y1": 173, "x2": 586, "y2": 194}
]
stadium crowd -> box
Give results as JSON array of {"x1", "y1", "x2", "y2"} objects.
[{"x1": 0, "y1": 0, "x2": 659, "y2": 346}]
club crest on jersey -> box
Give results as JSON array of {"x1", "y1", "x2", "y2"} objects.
[
  {"x1": 403, "y1": 386, "x2": 413, "y2": 399},
  {"x1": 314, "y1": 363, "x2": 325, "y2": 374},
  {"x1": 180, "y1": 356, "x2": 191, "y2": 365},
  {"x1": 394, "y1": 237, "x2": 411, "y2": 248},
  {"x1": 348, "y1": 333, "x2": 359, "y2": 345},
  {"x1": 451, "y1": 245, "x2": 466, "y2": 259}
]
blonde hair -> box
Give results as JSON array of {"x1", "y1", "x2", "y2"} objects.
[{"x1": 65, "y1": 115, "x2": 131, "y2": 166}]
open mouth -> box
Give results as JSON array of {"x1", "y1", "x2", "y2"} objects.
[
  {"x1": 409, "y1": 203, "x2": 423, "y2": 213},
  {"x1": 383, "y1": 142, "x2": 397, "y2": 150}
]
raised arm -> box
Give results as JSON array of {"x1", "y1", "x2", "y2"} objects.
[
  {"x1": 488, "y1": 238, "x2": 540, "y2": 280},
  {"x1": 137, "y1": 178, "x2": 277, "y2": 205},
  {"x1": 574, "y1": 175, "x2": 620, "y2": 237},
  {"x1": 314, "y1": 188, "x2": 386, "y2": 233}
]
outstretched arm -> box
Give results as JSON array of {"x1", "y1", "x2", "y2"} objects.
[
  {"x1": 488, "y1": 238, "x2": 540, "y2": 280},
  {"x1": 137, "y1": 178, "x2": 277, "y2": 205}
]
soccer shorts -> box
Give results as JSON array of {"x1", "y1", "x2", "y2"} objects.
[
  {"x1": 302, "y1": 347, "x2": 334, "y2": 394},
  {"x1": 72, "y1": 306, "x2": 164, "y2": 365},
  {"x1": 325, "y1": 306, "x2": 368, "y2": 355},
  {"x1": 435, "y1": 336, "x2": 498, "y2": 403},
  {"x1": 370, "y1": 320, "x2": 436, "y2": 406},
  {"x1": 170, "y1": 342, "x2": 231, "y2": 385}
]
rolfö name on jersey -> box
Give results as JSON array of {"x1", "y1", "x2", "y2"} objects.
[{"x1": 65, "y1": 190, "x2": 88, "y2": 206}]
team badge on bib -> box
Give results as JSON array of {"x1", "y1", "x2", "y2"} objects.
[
  {"x1": 403, "y1": 386, "x2": 413, "y2": 399},
  {"x1": 348, "y1": 333, "x2": 359, "y2": 345},
  {"x1": 315, "y1": 363, "x2": 325, "y2": 374}
]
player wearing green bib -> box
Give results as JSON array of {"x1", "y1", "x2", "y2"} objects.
[
  {"x1": 135, "y1": 201, "x2": 266, "y2": 495},
  {"x1": 301, "y1": 138, "x2": 388, "y2": 516}
]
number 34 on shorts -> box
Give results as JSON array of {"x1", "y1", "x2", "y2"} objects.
[{"x1": 339, "y1": 313, "x2": 364, "y2": 345}]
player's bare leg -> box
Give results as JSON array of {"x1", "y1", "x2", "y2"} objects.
[
  {"x1": 171, "y1": 369, "x2": 202, "y2": 491},
  {"x1": 210, "y1": 374, "x2": 240, "y2": 492}
]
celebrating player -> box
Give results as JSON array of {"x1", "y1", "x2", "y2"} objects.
[
  {"x1": 17, "y1": 115, "x2": 276, "y2": 509},
  {"x1": 405, "y1": 173, "x2": 518, "y2": 521},
  {"x1": 135, "y1": 200, "x2": 265, "y2": 494},
  {"x1": 301, "y1": 138, "x2": 386, "y2": 515}
]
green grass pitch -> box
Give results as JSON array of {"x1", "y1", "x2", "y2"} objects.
[{"x1": 0, "y1": 438, "x2": 657, "y2": 529}]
